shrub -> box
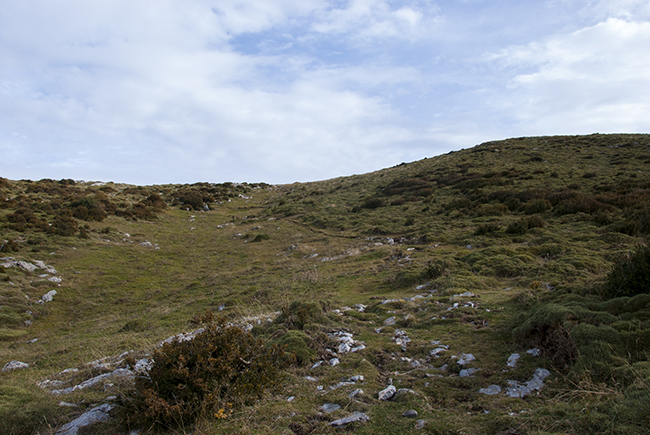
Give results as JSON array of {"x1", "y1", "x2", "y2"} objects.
[
  {"x1": 361, "y1": 198, "x2": 384, "y2": 209},
  {"x1": 474, "y1": 222, "x2": 501, "y2": 236},
  {"x1": 602, "y1": 244, "x2": 650, "y2": 299},
  {"x1": 277, "y1": 301, "x2": 323, "y2": 330},
  {"x1": 506, "y1": 219, "x2": 528, "y2": 235},
  {"x1": 524, "y1": 199, "x2": 551, "y2": 214},
  {"x1": 273, "y1": 330, "x2": 316, "y2": 366},
  {"x1": 133, "y1": 314, "x2": 284, "y2": 427}
]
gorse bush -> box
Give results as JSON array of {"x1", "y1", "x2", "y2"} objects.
[{"x1": 132, "y1": 312, "x2": 284, "y2": 427}]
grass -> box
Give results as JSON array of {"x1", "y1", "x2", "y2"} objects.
[{"x1": 0, "y1": 134, "x2": 649, "y2": 434}]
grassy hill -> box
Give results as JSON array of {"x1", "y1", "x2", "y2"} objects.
[{"x1": 1, "y1": 133, "x2": 649, "y2": 434}]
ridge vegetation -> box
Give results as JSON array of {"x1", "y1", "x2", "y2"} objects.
[{"x1": 1, "y1": 133, "x2": 649, "y2": 434}]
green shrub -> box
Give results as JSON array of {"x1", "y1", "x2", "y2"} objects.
[
  {"x1": 132, "y1": 314, "x2": 284, "y2": 427},
  {"x1": 277, "y1": 301, "x2": 323, "y2": 330},
  {"x1": 273, "y1": 330, "x2": 316, "y2": 366},
  {"x1": 524, "y1": 199, "x2": 551, "y2": 214},
  {"x1": 474, "y1": 222, "x2": 501, "y2": 236},
  {"x1": 361, "y1": 198, "x2": 384, "y2": 209},
  {"x1": 602, "y1": 244, "x2": 650, "y2": 299}
]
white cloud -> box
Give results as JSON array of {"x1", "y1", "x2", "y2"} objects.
[{"x1": 488, "y1": 18, "x2": 650, "y2": 134}]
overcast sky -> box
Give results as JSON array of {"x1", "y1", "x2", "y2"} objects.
[{"x1": 1, "y1": 0, "x2": 649, "y2": 185}]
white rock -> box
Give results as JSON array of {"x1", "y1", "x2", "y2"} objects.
[
  {"x1": 321, "y1": 403, "x2": 341, "y2": 413},
  {"x1": 55, "y1": 403, "x2": 114, "y2": 435},
  {"x1": 378, "y1": 385, "x2": 396, "y2": 401},
  {"x1": 2, "y1": 360, "x2": 29, "y2": 372},
  {"x1": 506, "y1": 368, "x2": 551, "y2": 398},
  {"x1": 384, "y1": 316, "x2": 396, "y2": 326},
  {"x1": 479, "y1": 385, "x2": 502, "y2": 395},
  {"x1": 507, "y1": 353, "x2": 520, "y2": 368},
  {"x1": 330, "y1": 412, "x2": 369, "y2": 426},
  {"x1": 459, "y1": 368, "x2": 477, "y2": 377},
  {"x1": 527, "y1": 348, "x2": 541, "y2": 356},
  {"x1": 41, "y1": 290, "x2": 57, "y2": 303},
  {"x1": 457, "y1": 353, "x2": 475, "y2": 365},
  {"x1": 329, "y1": 358, "x2": 340, "y2": 366},
  {"x1": 349, "y1": 388, "x2": 364, "y2": 398}
]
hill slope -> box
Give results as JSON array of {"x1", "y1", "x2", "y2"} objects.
[{"x1": 1, "y1": 133, "x2": 649, "y2": 435}]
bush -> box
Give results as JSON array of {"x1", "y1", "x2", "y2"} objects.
[
  {"x1": 133, "y1": 313, "x2": 284, "y2": 427},
  {"x1": 277, "y1": 301, "x2": 323, "y2": 330},
  {"x1": 602, "y1": 244, "x2": 650, "y2": 299},
  {"x1": 361, "y1": 198, "x2": 384, "y2": 209},
  {"x1": 524, "y1": 199, "x2": 551, "y2": 214}
]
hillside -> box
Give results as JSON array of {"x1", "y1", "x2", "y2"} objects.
[{"x1": 1, "y1": 133, "x2": 649, "y2": 435}]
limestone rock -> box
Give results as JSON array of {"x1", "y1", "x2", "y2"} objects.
[
  {"x1": 55, "y1": 403, "x2": 114, "y2": 435},
  {"x1": 506, "y1": 368, "x2": 551, "y2": 398},
  {"x1": 2, "y1": 360, "x2": 29, "y2": 372},
  {"x1": 378, "y1": 385, "x2": 396, "y2": 401},
  {"x1": 403, "y1": 409, "x2": 418, "y2": 418},
  {"x1": 330, "y1": 412, "x2": 369, "y2": 426},
  {"x1": 479, "y1": 385, "x2": 501, "y2": 395}
]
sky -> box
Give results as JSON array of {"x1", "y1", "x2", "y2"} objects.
[{"x1": 1, "y1": 0, "x2": 650, "y2": 185}]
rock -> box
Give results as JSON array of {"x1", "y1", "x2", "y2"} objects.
[
  {"x1": 2, "y1": 360, "x2": 29, "y2": 372},
  {"x1": 378, "y1": 385, "x2": 396, "y2": 401},
  {"x1": 349, "y1": 388, "x2": 364, "y2": 398},
  {"x1": 50, "y1": 368, "x2": 134, "y2": 395},
  {"x1": 55, "y1": 403, "x2": 114, "y2": 435},
  {"x1": 384, "y1": 316, "x2": 396, "y2": 326},
  {"x1": 310, "y1": 360, "x2": 324, "y2": 370},
  {"x1": 304, "y1": 376, "x2": 318, "y2": 382},
  {"x1": 330, "y1": 412, "x2": 369, "y2": 426},
  {"x1": 321, "y1": 403, "x2": 341, "y2": 413},
  {"x1": 287, "y1": 396, "x2": 295, "y2": 402},
  {"x1": 415, "y1": 419, "x2": 427, "y2": 430},
  {"x1": 329, "y1": 358, "x2": 340, "y2": 367},
  {"x1": 403, "y1": 409, "x2": 418, "y2": 418},
  {"x1": 527, "y1": 348, "x2": 541, "y2": 356},
  {"x1": 506, "y1": 368, "x2": 551, "y2": 398},
  {"x1": 48, "y1": 276, "x2": 62, "y2": 283},
  {"x1": 40, "y1": 290, "x2": 57, "y2": 303},
  {"x1": 507, "y1": 353, "x2": 520, "y2": 368},
  {"x1": 347, "y1": 375, "x2": 364, "y2": 382},
  {"x1": 457, "y1": 353, "x2": 475, "y2": 365},
  {"x1": 479, "y1": 385, "x2": 502, "y2": 395},
  {"x1": 459, "y1": 368, "x2": 477, "y2": 377}
]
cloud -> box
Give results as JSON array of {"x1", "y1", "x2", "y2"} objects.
[{"x1": 487, "y1": 17, "x2": 650, "y2": 134}]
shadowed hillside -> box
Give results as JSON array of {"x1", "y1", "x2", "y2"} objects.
[{"x1": 1, "y1": 134, "x2": 649, "y2": 435}]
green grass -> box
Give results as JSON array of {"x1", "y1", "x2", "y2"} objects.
[{"x1": 0, "y1": 134, "x2": 649, "y2": 434}]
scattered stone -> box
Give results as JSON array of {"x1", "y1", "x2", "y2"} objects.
[
  {"x1": 349, "y1": 389, "x2": 364, "y2": 398},
  {"x1": 459, "y1": 368, "x2": 477, "y2": 377},
  {"x1": 527, "y1": 348, "x2": 541, "y2": 356},
  {"x1": 40, "y1": 290, "x2": 57, "y2": 303},
  {"x1": 457, "y1": 353, "x2": 475, "y2": 365},
  {"x1": 49, "y1": 368, "x2": 134, "y2": 395},
  {"x1": 311, "y1": 361, "x2": 324, "y2": 369},
  {"x1": 287, "y1": 396, "x2": 295, "y2": 402},
  {"x1": 378, "y1": 385, "x2": 397, "y2": 401},
  {"x1": 304, "y1": 376, "x2": 318, "y2": 382},
  {"x1": 415, "y1": 419, "x2": 427, "y2": 430},
  {"x1": 393, "y1": 329, "x2": 411, "y2": 351},
  {"x1": 507, "y1": 353, "x2": 520, "y2": 368},
  {"x1": 394, "y1": 388, "x2": 418, "y2": 401},
  {"x1": 347, "y1": 375, "x2": 364, "y2": 382},
  {"x1": 403, "y1": 409, "x2": 418, "y2": 418},
  {"x1": 55, "y1": 403, "x2": 114, "y2": 435},
  {"x1": 330, "y1": 412, "x2": 369, "y2": 427},
  {"x1": 329, "y1": 358, "x2": 340, "y2": 367},
  {"x1": 384, "y1": 316, "x2": 396, "y2": 326},
  {"x1": 2, "y1": 360, "x2": 29, "y2": 372},
  {"x1": 506, "y1": 368, "x2": 551, "y2": 398},
  {"x1": 479, "y1": 385, "x2": 502, "y2": 395},
  {"x1": 58, "y1": 401, "x2": 77, "y2": 407},
  {"x1": 321, "y1": 403, "x2": 341, "y2": 413},
  {"x1": 49, "y1": 276, "x2": 62, "y2": 283}
]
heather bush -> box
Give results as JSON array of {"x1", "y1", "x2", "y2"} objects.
[{"x1": 133, "y1": 313, "x2": 284, "y2": 427}]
